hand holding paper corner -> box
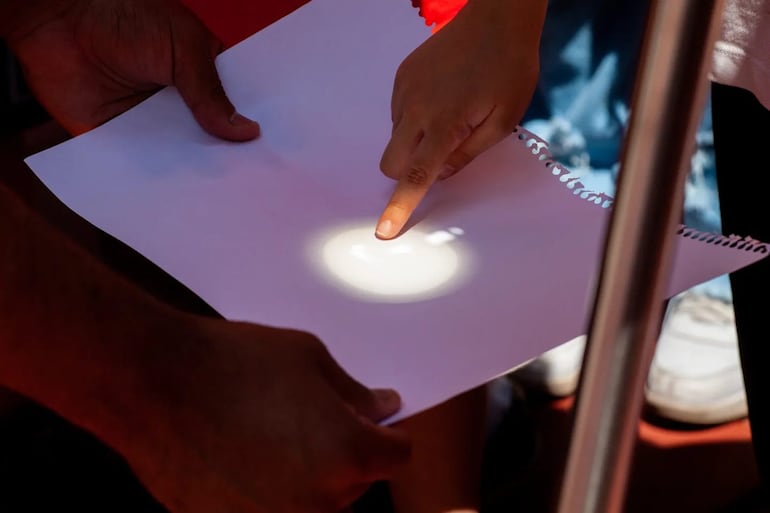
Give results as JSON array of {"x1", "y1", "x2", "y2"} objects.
[{"x1": 3, "y1": 0, "x2": 259, "y2": 141}]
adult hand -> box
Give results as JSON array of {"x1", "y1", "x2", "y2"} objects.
[
  {"x1": 117, "y1": 316, "x2": 410, "y2": 513},
  {"x1": 3, "y1": 0, "x2": 258, "y2": 141},
  {"x1": 375, "y1": 0, "x2": 547, "y2": 239},
  {"x1": 1, "y1": 182, "x2": 408, "y2": 513}
]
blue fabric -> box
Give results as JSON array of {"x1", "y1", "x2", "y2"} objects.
[{"x1": 523, "y1": 0, "x2": 732, "y2": 301}]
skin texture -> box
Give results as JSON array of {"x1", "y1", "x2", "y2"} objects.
[
  {"x1": 0, "y1": 0, "x2": 551, "y2": 511},
  {"x1": 375, "y1": 0, "x2": 547, "y2": 239},
  {"x1": 0, "y1": 1, "x2": 411, "y2": 511},
  {"x1": 389, "y1": 386, "x2": 488, "y2": 513},
  {"x1": 3, "y1": 0, "x2": 259, "y2": 140},
  {"x1": 0, "y1": 178, "x2": 411, "y2": 513}
]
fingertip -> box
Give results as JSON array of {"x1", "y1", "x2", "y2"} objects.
[
  {"x1": 375, "y1": 218, "x2": 397, "y2": 240},
  {"x1": 186, "y1": 100, "x2": 260, "y2": 142},
  {"x1": 200, "y1": 119, "x2": 259, "y2": 142},
  {"x1": 174, "y1": 47, "x2": 259, "y2": 142},
  {"x1": 371, "y1": 388, "x2": 402, "y2": 419},
  {"x1": 375, "y1": 200, "x2": 412, "y2": 240},
  {"x1": 227, "y1": 112, "x2": 261, "y2": 140}
]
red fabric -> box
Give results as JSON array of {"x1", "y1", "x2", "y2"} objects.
[
  {"x1": 411, "y1": 0, "x2": 466, "y2": 28},
  {"x1": 179, "y1": 0, "x2": 468, "y2": 47},
  {"x1": 180, "y1": 0, "x2": 311, "y2": 48}
]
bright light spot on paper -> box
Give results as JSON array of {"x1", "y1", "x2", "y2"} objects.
[{"x1": 310, "y1": 224, "x2": 472, "y2": 302}]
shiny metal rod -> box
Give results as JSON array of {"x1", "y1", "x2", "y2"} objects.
[{"x1": 555, "y1": 2, "x2": 725, "y2": 513}]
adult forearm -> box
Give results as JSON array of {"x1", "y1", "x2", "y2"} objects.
[{"x1": 0, "y1": 183, "x2": 183, "y2": 446}]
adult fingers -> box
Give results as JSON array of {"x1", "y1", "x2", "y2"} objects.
[
  {"x1": 316, "y1": 344, "x2": 402, "y2": 423},
  {"x1": 173, "y1": 30, "x2": 259, "y2": 141},
  {"x1": 313, "y1": 352, "x2": 410, "y2": 506}
]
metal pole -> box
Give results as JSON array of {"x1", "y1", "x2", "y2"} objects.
[{"x1": 555, "y1": 2, "x2": 725, "y2": 513}]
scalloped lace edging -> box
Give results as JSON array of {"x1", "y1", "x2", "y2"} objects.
[{"x1": 512, "y1": 126, "x2": 769, "y2": 254}]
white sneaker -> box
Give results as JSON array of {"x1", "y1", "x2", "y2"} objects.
[
  {"x1": 645, "y1": 292, "x2": 747, "y2": 425},
  {"x1": 512, "y1": 336, "x2": 586, "y2": 397},
  {"x1": 512, "y1": 292, "x2": 748, "y2": 426}
]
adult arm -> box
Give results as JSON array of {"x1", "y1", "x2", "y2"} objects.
[{"x1": 0, "y1": 179, "x2": 410, "y2": 513}]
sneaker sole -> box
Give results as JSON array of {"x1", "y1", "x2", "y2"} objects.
[
  {"x1": 513, "y1": 369, "x2": 580, "y2": 398},
  {"x1": 644, "y1": 388, "x2": 748, "y2": 425}
]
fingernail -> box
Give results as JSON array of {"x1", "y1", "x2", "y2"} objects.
[
  {"x1": 374, "y1": 389, "x2": 401, "y2": 409},
  {"x1": 375, "y1": 219, "x2": 395, "y2": 239},
  {"x1": 229, "y1": 112, "x2": 257, "y2": 127}
]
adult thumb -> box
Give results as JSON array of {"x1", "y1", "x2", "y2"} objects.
[
  {"x1": 174, "y1": 33, "x2": 260, "y2": 142},
  {"x1": 317, "y1": 344, "x2": 403, "y2": 423}
]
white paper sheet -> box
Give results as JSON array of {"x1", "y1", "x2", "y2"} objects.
[{"x1": 25, "y1": 0, "x2": 768, "y2": 421}]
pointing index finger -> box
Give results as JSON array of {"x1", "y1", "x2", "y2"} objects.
[{"x1": 375, "y1": 136, "x2": 455, "y2": 240}]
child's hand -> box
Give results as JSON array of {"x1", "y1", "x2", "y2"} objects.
[
  {"x1": 4, "y1": 0, "x2": 259, "y2": 141},
  {"x1": 375, "y1": 0, "x2": 547, "y2": 239}
]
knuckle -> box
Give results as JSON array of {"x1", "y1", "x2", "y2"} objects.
[
  {"x1": 446, "y1": 147, "x2": 473, "y2": 170},
  {"x1": 393, "y1": 60, "x2": 412, "y2": 86},
  {"x1": 379, "y1": 154, "x2": 399, "y2": 179},
  {"x1": 401, "y1": 101, "x2": 422, "y2": 121},
  {"x1": 394, "y1": 63, "x2": 406, "y2": 83},
  {"x1": 178, "y1": 74, "x2": 227, "y2": 113},
  {"x1": 405, "y1": 165, "x2": 430, "y2": 186},
  {"x1": 287, "y1": 328, "x2": 325, "y2": 352},
  {"x1": 209, "y1": 36, "x2": 225, "y2": 57},
  {"x1": 445, "y1": 120, "x2": 473, "y2": 142},
  {"x1": 206, "y1": 80, "x2": 227, "y2": 102}
]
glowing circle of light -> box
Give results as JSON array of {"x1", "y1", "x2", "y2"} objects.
[{"x1": 314, "y1": 225, "x2": 471, "y2": 302}]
